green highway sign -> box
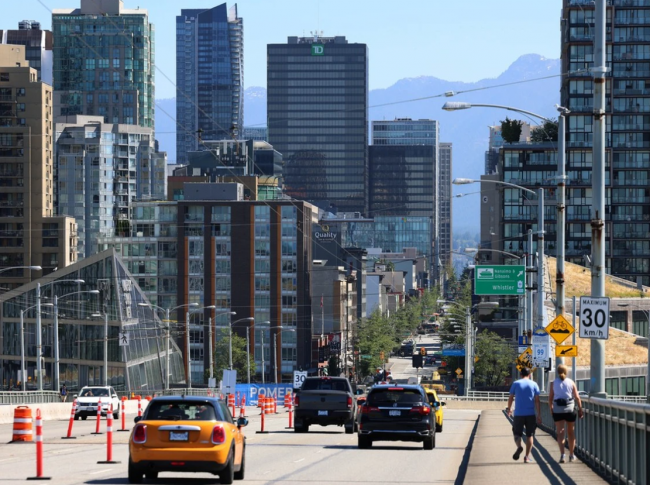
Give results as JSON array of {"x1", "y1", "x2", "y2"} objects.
[{"x1": 474, "y1": 265, "x2": 526, "y2": 296}]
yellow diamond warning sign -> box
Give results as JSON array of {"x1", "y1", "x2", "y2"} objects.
[
  {"x1": 516, "y1": 347, "x2": 533, "y2": 370},
  {"x1": 545, "y1": 315, "x2": 575, "y2": 345}
]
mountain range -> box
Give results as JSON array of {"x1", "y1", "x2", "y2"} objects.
[{"x1": 154, "y1": 54, "x2": 561, "y2": 234}]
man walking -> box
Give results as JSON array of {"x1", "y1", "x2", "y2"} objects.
[
  {"x1": 60, "y1": 384, "x2": 68, "y2": 403},
  {"x1": 506, "y1": 368, "x2": 541, "y2": 463}
]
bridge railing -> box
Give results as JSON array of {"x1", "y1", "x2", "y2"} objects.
[
  {"x1": 540, "y1": 395, "x2": 650, "y2": 485},
  {"x1": 0, "y1": 391, "x2": 61, "y2": 404}
]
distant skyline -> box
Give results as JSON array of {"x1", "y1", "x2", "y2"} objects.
[{"x1": 12, "y1": 0, "x2": 562, "y2": 99}]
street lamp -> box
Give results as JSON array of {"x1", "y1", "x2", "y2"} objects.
[
  {"x1": 254, "y1": 321, "x2": 272, "y2": 384},
  {"x1": 185, "y1": 305, "x2": 215, "y2": 389},
  {"x1": 618, "y1": 303, "x2": 650, "y2": 403},
  {"x1": 43, "y1": 288, "x2": 98, "y2": 391},
  {"x1": 0, "y1": 265, "x2": 41, "y2": 275},
  {"x1": 257, "y1": 324, "x2": 296, "y2": 384},
  {"x1": 138, "y1": 302, "x2": 198, "y2": 390}
]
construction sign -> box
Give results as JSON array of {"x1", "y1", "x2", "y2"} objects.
[
  {"x1": 545, "y1": 315, "x2": 575, "y2": 345},
  {"x1": 555, "y1": 345, "x2": 578, "y2": 357},
  {"x1": 516, "y1": 347, "x2": 533, "y2": 370}
]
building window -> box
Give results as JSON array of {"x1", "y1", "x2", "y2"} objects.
[{"x1": 0, "y1": 73, "x2": 9, "y2": 82}]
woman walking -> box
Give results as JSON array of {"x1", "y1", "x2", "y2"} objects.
[{"x1": 549, "y1": 364, "x2": 584, "y2": 463}]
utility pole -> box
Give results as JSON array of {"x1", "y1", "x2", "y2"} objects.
[
  {"x1": 165, "y1": 308, "x2": 170, "y2": 391},
  {"x1": 260, "y1": 330, "x2": 265, "y2": 385},
  {"x1": 208, "y1": 317, "x2": 213, "y2": 382},
  {"x1": 526, "y1": 229, "x2": 533, "y2": 337},
  {"x1": 534, "y1": 188, "x2": 545, "y2": 392},
  {"x1": 103, "y1": 312, "x2": 108, "y2": 386},
  {"x1": 186, "y1": 311, "x2": 192, "y2": 389},
  {"x1": 465, "y1": 306, "x2": 471, "y2": 396},
  {"x1": 53, "y1": 295, "x2": 60, "y2": 392},
  {"x1": 556, "y1": 110, "x2": 568, "y2": 370},
  {"x1": 246, "y1": 326, "x2": 250, "y2": 385},
  {"x1": 590, "y1": 0, "x2": 607, "y2": 397},
  {"x1": 36, "y1": 283, "x2": 42, "y2": 391}
]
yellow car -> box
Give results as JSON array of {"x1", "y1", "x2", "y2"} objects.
[
  {"x1": 425, "y1": 389, "x2": 446, "y2": 432},
  {"x1": 128, "y1": 396, "x2": 247, "y2": 484}
]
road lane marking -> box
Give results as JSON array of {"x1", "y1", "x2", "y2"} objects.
[
  {"x1": 89, "y1": 469, "x2": 111, "y2": 475},
  {"x1": 293, "y1": 458, "x2": 305, "y2": 463}
]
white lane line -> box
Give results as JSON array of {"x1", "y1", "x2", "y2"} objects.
[
  {"x1": 293, "y1": 458, "x2": 305, "y2": 463},
  {"x1": 89, "y1": 469, "x2": 111, "y2": 475}
]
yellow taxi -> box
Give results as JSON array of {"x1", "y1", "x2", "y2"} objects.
[
  {"x1": 425, "y1": 389, "x2": 446, "y2": 432},
  {"x1": 128, "y1": 396, "x2": 247, "y2": 484}
]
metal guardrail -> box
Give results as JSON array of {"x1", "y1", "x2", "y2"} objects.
[
  {"x1": 115, "y1": 389, "x2": 215, "y2": 399},
  {"x1": 540, "y1": 395, "x2": 650, "y2": 485},
  {"x1": 0, "y1": 391, "x2": 61, "y2": 405}
]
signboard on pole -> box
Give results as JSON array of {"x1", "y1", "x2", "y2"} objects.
[
  {"x1": 532, "y1": 328, "x2": 550, "y2": 368},
  {"x1": 119, "y1": 330, "x2": 130, "y2": 346},
  {"x1": 545, "y1": 315, "x2": 574, "y2": 345},
  {"x1": 474, "y1": 265, "x2": 525, "y2": 296},
  {"x1": 222, "y1": 370, "x2": 237, "y2": 395},
  {"x1": 555, "y1": 345, "x2": 578, "y2": 357},
  {"x1": 579, "y1": 296, "x2": 610, "y2": 339},
  {"x1": 442, "y1": 343, "x2": 465, "y2": 356},
  {"x1": 293, "y1": 370, "x2": 307, "y2": 389}
]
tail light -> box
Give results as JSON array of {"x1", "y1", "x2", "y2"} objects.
[
  {"x1": 294, "y1": 394, "x2": 300, "y2": 407},
  {"x1": 133, "y1": 424, "x2": 147, "y2": 443},
  {"x1": 361, "y1": 405, "x2": 379, "y2": 414},
  {"x1": 211, "y1": 425, "x2": 226, "y2": 444},
  {"x1": 347, "y1": 396, "x2": 353, "y2": 409},
  {"x1": 410, "y1": 406, "x2": 431, "y2": 416}
]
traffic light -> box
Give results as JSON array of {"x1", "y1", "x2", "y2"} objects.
[{"x1": 420, "y1": 347, "x2": 427, "y2": 356}]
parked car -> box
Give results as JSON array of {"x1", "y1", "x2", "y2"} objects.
[
  {"x1": 74, "y1": 386, "x2": 120, "y2": 420},
  {"x1": 293, "y1": 376, "x2": 356, "y2": 433},
  {"x1": 357, "y1": 384, "x2": 436, "y2": 449},
  {"x1": 128, "y1": 395, "x2": 247, "y2": 484}
]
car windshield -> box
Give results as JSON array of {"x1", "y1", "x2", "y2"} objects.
[
  {"x1": 146, "y1": 401, "x2": 223, "y2": 421},
  {"x1": 301, "y1": 379, "x2": 349, "y2": 392},
  {"x1": 80, "y1": 388, "x2": 108, "y2": 397},
  {"x1": 368, "y1": 389, "x2": 423, "y2": 405}
]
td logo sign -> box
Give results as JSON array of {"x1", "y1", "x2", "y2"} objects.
[{"x1": 311, "y1": 44, "x2": 324, "y2": 56}]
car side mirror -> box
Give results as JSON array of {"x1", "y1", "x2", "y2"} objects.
[
  {"x1": 237, "y1": 417, "x2": 248, "y2": 428},
  {"x1": 134, "y1": 416, "x2": 142, "y2": 423}
]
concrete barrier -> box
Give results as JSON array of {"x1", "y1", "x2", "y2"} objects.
[{"x1": 0, "y1": 400, "x2": 148, "y2": 425}]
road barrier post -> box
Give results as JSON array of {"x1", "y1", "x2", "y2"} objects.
[
  {"x1": 256, "y1": 396, "x2": 268, "y2": 434},
  {"x1": 62, "y1": 399, "x2": 77, "y2": 439},
  {"x1": 11, "y1": 406, "x2": 33, "y2": 442},
  {"x1": 91, "y1": 398, "x2": 102, "y2": 435},
  {"x1": 97, "y1": 405, "x2": 120, "y2": 464},
  {"x1": 27, "y1": 409, "x2": 50, "y2": 480},
  {"x1": 117, "y1": 398, "x2": 128, "y2": 432},
  {"x1": 137, "y1": 396, "x2": 142, "y2": 417}
]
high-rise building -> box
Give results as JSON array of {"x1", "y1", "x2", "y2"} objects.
[
  {"x1": 268, "y1": 35, "x2": 368, "y2": 214},
  {"x1": 0, "y1": 21, "x2": 53, "y2": 84},
  {"x1": 0, "y1": 46, "x2": 77, "y2": 288},
  {"x1": 369, "y1": 118, "x2": 449, "y2": 285},
  {"x1": 52, "y1": 0, "x2": 155, "y2": 129},
  {"x1": 176, "y1": 4, "x2": 243, "y2": 165},
  {"x1": 243, "y1": 126, "x2": 267, "y2": 142},
  {"x1": 55, "y1": 115, "x2": 160, "y2": 259},
  {"x1": 560, "y1": 0, "x2": 649, "y2": 287}
]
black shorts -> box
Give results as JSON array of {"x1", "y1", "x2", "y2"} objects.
[
  {"x1": 552, "y1": 411, "x2": 577, "y2": 423},
  {"x1": 512, "y1": 415, "x2": 537, "y2": 438}
]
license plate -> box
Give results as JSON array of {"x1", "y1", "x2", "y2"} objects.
[
  {"x1": 169, "y1": 431, "x2": 188, "y2": 441},
  {"x1": 389, "y1": 410, "x2": 401, "y2": 417},
  {"x1": 318, "y1": 410, "x2": 328, "y2": 416}
]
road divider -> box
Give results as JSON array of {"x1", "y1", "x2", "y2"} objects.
[
  {"x1": 27, "y1": 409, "x2": 50, "y2": 480},
  {"x1": 91, "y1": 399, "x2": 102, "y2": 435},
  {"x1": 97, "y1": 404, "x2": 120, "y2": 465},
  {"x1": 11, "y1": 405, "x2": 33, "y2": 442},
  {"x1": 62, "y1": 399, "x2": 77, "y2": 439}
]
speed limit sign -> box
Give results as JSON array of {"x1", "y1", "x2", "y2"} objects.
[
  {"x1": 579, "y1": 296, "x2": 610, "y2": 340},
  {"x1": 293, "y1": 371, "x2": 307, "y2": 389}
]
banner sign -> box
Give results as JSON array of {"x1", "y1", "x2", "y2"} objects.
[{"x1": 235, "y1": 384, "x2": 294, "y2": 406}]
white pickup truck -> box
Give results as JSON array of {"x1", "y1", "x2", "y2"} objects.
[{"x1": 74, "y1": 386, "x2": 121, "y2": 420}]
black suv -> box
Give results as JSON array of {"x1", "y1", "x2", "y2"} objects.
[{"x1": 357, "y1": 384, "x2": 435, "y2": 449}]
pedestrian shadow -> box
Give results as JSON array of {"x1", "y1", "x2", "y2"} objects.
[{"x1": 531, "y1": 445, "x2": 578, "y2": 485}]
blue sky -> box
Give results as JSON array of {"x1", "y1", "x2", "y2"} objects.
[{"x1": 13, "y1": 0, "x2": 562, "y2": 99}]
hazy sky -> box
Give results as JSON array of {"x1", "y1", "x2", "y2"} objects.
[{"x1": 11, "y1": 0, "x2": 562, "y2": 99}]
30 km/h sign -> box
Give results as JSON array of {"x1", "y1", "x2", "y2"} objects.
[
  {"x1": 474, "y1": 265, "x2": 526, "y2": 296},
  {"x1": 579, "y1": 296, "x2": 610, "y2": 339},
  {"x1": 293, "y1": 371, "x2": 308, "y2": 388}
]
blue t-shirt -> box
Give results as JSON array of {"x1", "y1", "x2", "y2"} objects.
[{"x1": 509, "y1": 378, "x2": 540, "y2": 416}]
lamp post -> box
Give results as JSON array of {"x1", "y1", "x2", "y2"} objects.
[
  {"x1": 259, "y1": 325, "x2": 295, "y2": 384},
  {"x1": 454, "y1": 177, "x2": 545, "y2": 389},
  {"x1": 254, "y1": 321, "x2": 272, "y2": 384},
  {"x1": 138, "y1": 302, "x2": 199, "y2": 390},
  {"x1": 43, "y1": 288, "x2": 97, "y2": 391},
  {"x1": 19, "y1": 303, "x2": 41, "y2": 392},
  {"x1": 214, "y1": 315, "x2": 253, "y2": 375},
  {"x1": 185, "y1": 305, "x2": 216, "y2": 389},
  {"x1": 445, "y1": 100, "x2": 570, "y2": 372}
]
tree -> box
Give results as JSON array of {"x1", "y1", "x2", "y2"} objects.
[
  {"x1": 473, "y1": 331, "x2": 516, "y2": 387},
  {"x1": 530, "y1": 119, "x2": 558, "y2": 142},
  {"x1": 207, "y1": 332, "x2": 256, "y2": 383},
  {"x1": 501, "y1": 117, "x2": 524, "y2": 143}
]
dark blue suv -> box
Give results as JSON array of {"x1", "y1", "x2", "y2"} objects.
[{"x1": 357, "y1": 384, "x2": 435, "y2": 449}]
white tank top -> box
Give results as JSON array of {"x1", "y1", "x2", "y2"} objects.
[{"x1": 552, "y1": 377, "x2": 575, "y2": 413}]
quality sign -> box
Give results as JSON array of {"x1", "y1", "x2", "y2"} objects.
[{"x1": 475, "y1": 265, "x2": 526, "y2": 296}]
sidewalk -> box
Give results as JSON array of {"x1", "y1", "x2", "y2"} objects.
[{"x1": 464, "y1": 410, "x2": 607, "y2": 484}]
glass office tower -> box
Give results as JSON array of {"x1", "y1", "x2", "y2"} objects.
[
  {"x1": 52, "y1": 0, "x2": 155, "y2": 129},
  {"x1": 176, "y1": 4, "x2": 244, "y2": 165},
  {"x1": 268, "y1": 35, "x2": 368, "y2": 214}
]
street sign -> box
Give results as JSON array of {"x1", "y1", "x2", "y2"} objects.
[
  {"x1": 208, "y1": 377, "x2": 217, "y2": 388},
  {"x1": 518, "y1": 335, "x2": 530, "y2": 346},
  {"x1": 556, "y1": 345, "x2": 578, "y2": 357},
  {"x1": 442, "y1": 343, "x2": 465, "y2": 356},
  {"x1": 455, "y1": 368, "x2": 463, "y2": 376},
  {"x1": 518, "y1": 346, "x2": 529, "y2": 354},
  {"x1": 222, "y1": 370, "x2": 237, "y2": 395},
  {"x1": 579, "y1": 296, "x2": 610, "y2": 339},
  {"x1": 474, "y1": 265, "x2": 526, "y2": 296},
  {"x1": 118, "y1": 330, "x2": 130, "y2": 347},
  {"x1": 545, "y1": 315, "x2": 575, "y2": 345},
  {"x1": 293, "y1": 371, "x2": 308, "y2": 388},
  {"x1": 532, "y1": 328, "x2": 550, "y2": 367}
]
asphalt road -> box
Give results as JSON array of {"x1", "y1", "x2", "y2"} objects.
[{"x1": 1, "y1": 335, "x2": 480, "y2": 484}]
